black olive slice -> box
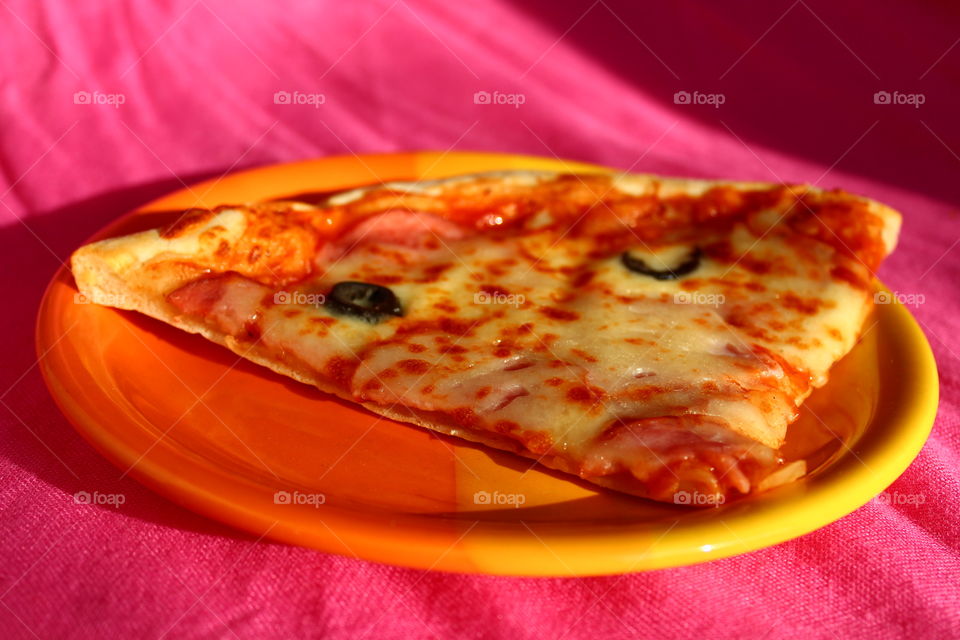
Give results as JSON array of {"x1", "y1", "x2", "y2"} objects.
[
  {"x1": 324, "y1": 281, "x2": 403, "y2": 323},
  {"x1": 621, "y1": 247, "x2": 701, "y2": 280}
]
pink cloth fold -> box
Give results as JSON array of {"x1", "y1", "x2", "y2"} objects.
[{"x1": 1, "y1": 1, "x2": 958, "y2": 637}]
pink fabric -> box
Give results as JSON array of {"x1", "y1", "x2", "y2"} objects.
[{"x1": 2, "y1": 1, "x2": 959, "y2": 637}]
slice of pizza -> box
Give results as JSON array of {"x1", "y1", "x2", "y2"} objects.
[{"x1": 70, "y1": 170, "x2": 901, "y2": 505}]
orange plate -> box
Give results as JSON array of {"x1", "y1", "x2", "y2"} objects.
[{"x1": 37, "y1": 152, "x2": 940, "y2": 576}]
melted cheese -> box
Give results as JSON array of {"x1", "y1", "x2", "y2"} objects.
[{"x1": 250, "y1": 218, "x2": 864, "y2": 458}]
